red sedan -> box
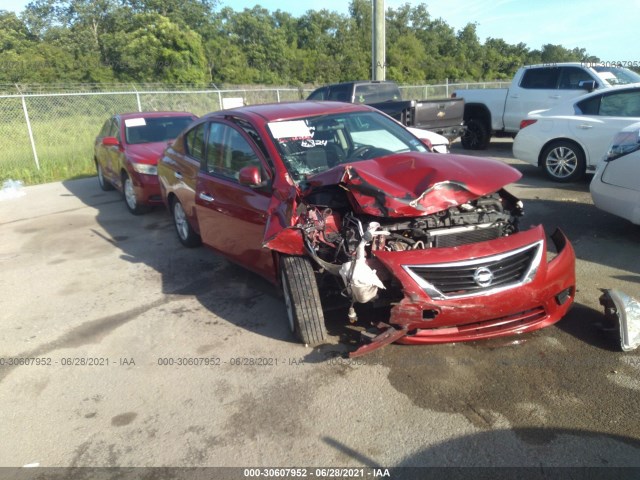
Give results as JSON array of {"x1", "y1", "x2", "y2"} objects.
[
  {"x1": 94, "y1": 112, "x2": 197, "y2": 214},
  {"x1": 158, "y1": 101, "x2": 575, "y2": 357}
]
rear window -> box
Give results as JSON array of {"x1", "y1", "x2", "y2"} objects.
[{"x1": 353, "y1": 83, "x2": 402, "y2": 103}]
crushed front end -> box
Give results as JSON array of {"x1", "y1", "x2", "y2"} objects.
[{"x1": 264, "y1": 153, "x2": 576, "y2": 356}]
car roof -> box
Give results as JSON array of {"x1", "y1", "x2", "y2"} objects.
[
  {"x1": 116, "y1": 111, "x2": 196, "y2": 120},
  {"x1": 204, "y1": 101, "x2": 375, "y2": 122}
]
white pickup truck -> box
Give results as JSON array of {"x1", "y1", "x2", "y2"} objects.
[{"x1": 453, "y1": 62, "x2": 640, "y2": 149}]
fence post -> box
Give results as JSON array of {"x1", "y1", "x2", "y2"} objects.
[
  {"x1": 134, "y1": 88, "x2": 142, "y2": 112},
  {"x1": 446, "y1": 78, "x2": 449, "y2": 98},
  {"x1": 276, "y1": 89, "x2": 281, "y2": 103},
  {"x1": 21, "y1": 95, "x2": 40, "y2": 171},
  {"x1": 217, "y1": 91, "x2": 222, "y2": 110}
]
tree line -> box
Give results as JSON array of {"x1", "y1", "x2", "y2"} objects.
[{"x1": 0, "y1": 0, "x2": 605, "y2": 87}]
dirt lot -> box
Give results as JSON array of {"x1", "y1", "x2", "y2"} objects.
[{"x1": 1, "y1": 139, "x2": 639, "y2": 472}]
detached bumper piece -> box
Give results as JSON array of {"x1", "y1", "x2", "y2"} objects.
[
  {"x1": 599, "y1": 289, "x2": 640, "y2": 352},
  {"x1": 349, "y1": 323, "x2": 408, "y2": 358}
]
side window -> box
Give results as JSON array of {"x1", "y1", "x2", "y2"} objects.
[
  {"x1": 576, "y1": 95, "x2": 601, "y2": 115},
  {"x1": 205, "y1": 124, "x2": 262, "y2": 181},
  {"x1": 328, "y1": 85, "x2": 351, "y2": 102},
  {"x1": 558, "y1": 67, "x2": 596, "y2": 89},
  {"x1": 110, "y1": 119, "x2": 120, "y2": 141},
  {"x1": 185, "y1": 123, "x2": 206, "y2": 161},
  {"x1": 599, "y1": 91, "x2": 640, "y2": 117},
  {"x1": 307, "y1": 88, "x2": 327, "y2": 101},
  {"x1": 205, "y1": 123, "x2": 225, "y2": 175},
  {"x1": 520, "y1": 68, "x2": 560, "y2": 89}
]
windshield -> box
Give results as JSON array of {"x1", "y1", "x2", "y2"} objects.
[
  {"x1": 125, "y1": 116, "x2": 195, "y2": 145},
  {"x1": 594, "y1": 66, "x2": 640, "y2": 86},
  {"x1": 268, "y1": 111, "x2": 428, "y2": 182}
]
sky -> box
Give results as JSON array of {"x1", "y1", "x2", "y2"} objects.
[{"x1": 1, "y1": 0, "x2": 637, "y2": 62}]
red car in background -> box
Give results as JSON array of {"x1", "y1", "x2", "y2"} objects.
[
  {"x1": 158, "y1": 101, "x2": 576, "y2": 357},
  {"x1": 94, "y1": 112, "x2": 197, "y2": 214}
]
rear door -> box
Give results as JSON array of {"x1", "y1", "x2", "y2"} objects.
[
  {"x1": 571, "y1": 88, "x2": 640, "y2": 169},
  {"x1": 504, "y1": 66, "x2": 561, "y2": 131},
  {"x1": 195, "y1": 120, "x2": 275, "y2": 280}
]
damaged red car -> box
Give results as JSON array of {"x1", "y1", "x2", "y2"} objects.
[{"x1": 158, "y1": 101, "x2": 576, "y2": 356}]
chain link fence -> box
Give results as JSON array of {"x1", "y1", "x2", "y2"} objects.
[{"x1": 0, "y1": 82, "x2": 508, "y2": 185}]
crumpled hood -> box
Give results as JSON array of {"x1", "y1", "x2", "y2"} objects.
[
  {"x1": 125, "y1": 141, "x2": 170, "y2": 165},
  {"x1": 304, "y1": 152, "x2": 522, "y2": 217}
]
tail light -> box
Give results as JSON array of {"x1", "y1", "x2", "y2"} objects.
[{"x1": 520, "y1": 119, "x2": 537, "y2": 129}]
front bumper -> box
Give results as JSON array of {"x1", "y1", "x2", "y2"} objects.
[
  {"x1": 372, "y1": 225, "x2": 575, "y2": 344},
  {"x1": 590, "y1": 171, "x2": 640, "y2": 225},
  {"x1": 130, "y1": 171, "x2": 163, "y2": 206}
]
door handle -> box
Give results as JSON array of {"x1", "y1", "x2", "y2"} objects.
[
  {"x1": 509, "y1": 95, "x2": 519, "y2": 98},
  {"x1": 199, "y1": 192, "x2": 214, "y2": 202},
  {"x1": 174, "y1": 171, "x2": 183, "y2": 180},
  {"x1": 577, "y1": 124, "x2": 593, "y2": 129},
  {"x1": 550, "y1": 95, "x2": 561, "y2": 99}
]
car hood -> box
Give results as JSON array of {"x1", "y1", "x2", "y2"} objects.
[
  {"x1": 303, "y1": 152, "x2": 522, "y2": 217},
  {"x1": 125, "y1": 141, "x2": 171, "y2": 165},
  {"x1": 263, "y1": 152, "x2": 522, "y2": 254}
]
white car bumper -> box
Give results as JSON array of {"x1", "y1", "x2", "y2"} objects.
[{"x1": 590, "y1": 165, "x2": 640, "y2": 225}]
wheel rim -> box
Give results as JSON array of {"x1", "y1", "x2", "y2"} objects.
[
  {"x1": 546, "y1": 146, "x2": 577, "y2": 179},
  {"x1": 281, "y1": 269, "x2": 295, "y2": 333},
  {"x1": 124, "y1": 176, "x2": 137, "y2": 210},
  {"x1": 464, "y1": 125, "x2": 480, "y2": 148},
  {"x1": 174, "y1": 201, "x2": 189, "y2": 241}
]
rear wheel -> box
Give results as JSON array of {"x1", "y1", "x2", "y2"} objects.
[
  {"x1": 96, "y1": 160, "x2": 114, "y2": 191},
  {"x1": 461, "y1": 118, "x2": 490, "y2": 150},
  {"x1": 280, "y1": 255, "x2": 327, "y2": 346},
  {"x1": 171, "y1": 197, "x2": 201, "y2": 247},
  {"x1": 122, "y1": 171, "x2": 149, "y2": 215},
  {"x1": 540, "y1": 140, "x2": 586, "y2": 182}
]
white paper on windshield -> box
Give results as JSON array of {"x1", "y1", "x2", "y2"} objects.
[
  {"x1": 596, "y1": 71, "x2": 616, "y2": 81},
  {"x1": 124, "y1": 118, "x2": 146, "y2": 127},
  {"x1": 268, "y1": 121, "x2": 312, "y2": 140}
]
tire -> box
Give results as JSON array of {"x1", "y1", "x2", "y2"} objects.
[
  {"x1": 122, "y1": 171, "x2": 149, "y2": 215},
  {"x1": 96, "y1": 160, "x2": 114, "y2": 191},
  {"x1": 171, "y1": 197, "x2": 201, "y2": 247},
  {"x1": 280, "y1": 255, "x2": 328, "y2": 346},
  {"x1": 540, "y1": 140, "x2": 586, "y2": 182},
  {"x1": 461, "y1": 118, "x2": 490, "y2": 150}
]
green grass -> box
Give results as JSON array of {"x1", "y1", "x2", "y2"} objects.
[{"x1": 0, "y1": 116, "x2": 103, "y2": 185}]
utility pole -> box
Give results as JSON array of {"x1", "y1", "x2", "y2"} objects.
[{"x1": 372, "y1": 0, "x2": 385, "y2": 81}]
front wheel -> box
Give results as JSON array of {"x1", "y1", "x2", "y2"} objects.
[
  {"x1": 280, "y1": 255, "x2": 328, "y2": 346},
  {"x1": 123, "y1": 171, "x2": 149, "y2": 215},
  {"x1": 171, "y1": 197, "x2": 201, "y2": 247},
  {"x1": 540, "y1": 140, "x2": 586, "y2": 182},
  {"x1": 460, "y1": 118, "x2": 490, "y2": 150}
]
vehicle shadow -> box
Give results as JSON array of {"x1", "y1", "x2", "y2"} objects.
[
  {"x1": 63, "y1": 177, "x2": 298, "y2": 346},
  {"x1": 323, "y1": 428, "x2": 640, "y2": 471}
]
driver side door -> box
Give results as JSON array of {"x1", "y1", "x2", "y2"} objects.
[{"x1": 195, "y1": 121, "x2": 275, "y2": 280}]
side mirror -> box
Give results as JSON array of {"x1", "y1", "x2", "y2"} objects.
[
  {"x1": 102, "y1": 136, "x2": 120, "y2": 146},
  {"x1": 238, "y1": 165, "x2": 263, "y2": 187},
  {"x1": 579, "y1": 80, "x2": 596, "y2": 92}
]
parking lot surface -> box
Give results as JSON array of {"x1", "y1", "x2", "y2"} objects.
[{"x1": 1, "y1": 139, "x2": 639, "y2": 469}]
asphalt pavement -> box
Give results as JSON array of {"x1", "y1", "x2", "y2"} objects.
[{"x1": 0, "y1": 139, "x2": 639, "y2": 473}]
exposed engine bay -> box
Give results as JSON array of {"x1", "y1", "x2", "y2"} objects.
[{"x1": 294, "y1": 187, "x2": 524, "y2": 308}]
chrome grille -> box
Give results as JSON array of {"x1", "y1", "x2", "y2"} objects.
[{"x1": 404, "y1": 241, "x2": 543, "y2": 299}]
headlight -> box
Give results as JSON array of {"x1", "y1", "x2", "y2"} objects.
[
  {"x1": 605, "y1": 127, "x2": 640, "y2": 162},
  {"x1": 131, "y1": 163, "x2": 157, "y2": 175}
]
